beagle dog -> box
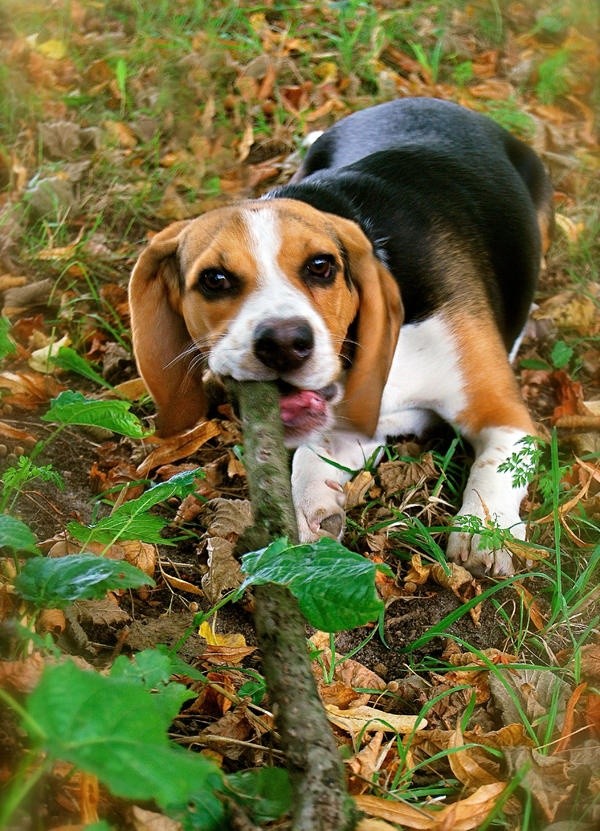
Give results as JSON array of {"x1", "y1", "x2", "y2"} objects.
[{"x1": 129, "y1": 97, "x2": 553, "y2": 576}]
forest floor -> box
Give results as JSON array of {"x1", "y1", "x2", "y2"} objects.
[{"x1": 0, "y1": 1, "x2": 599, "y2": 829}]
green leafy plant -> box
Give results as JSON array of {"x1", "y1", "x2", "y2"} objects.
[
  {"x1": 42, "y1": 390, "x2": 149, "y2": 438},
  {"x1": 239, "y1": 536, "x2": 390, "y2": 632},
  {"x1": 14, "y1": 553, "x2": 154, "y2": 608},
  {"x1": 0, "y1": 315, "x2": 17, "y2": 361},
  {"x1": 1, "y1": 456, "x2": 64, "y2": 513},
  {"x1": 67, "y1": 468, "x2": 203, "y2": 548}
]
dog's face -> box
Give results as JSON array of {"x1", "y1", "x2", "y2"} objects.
[{"x1": 129, "y1": 199, "x2": 402, "y2": 444}]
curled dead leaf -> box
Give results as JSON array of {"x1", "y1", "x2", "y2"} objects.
[
  {"x1": 356, "y1": 783, "x2": 506, "y2": 830},
  {"x1": 326, "y1": 703, "x2": 426, "y2": 735},
  {"x1": 0, "y1": 370, "x2": 64, "y2": 409},
  {"x1": 38, "y1": 608, "x2": 67, "y2": 635},
  {"x1": 345, "y1": 469, "x2": 374, "y2": 509},
  {"x1": 136, "y1": 420, "x2": 222, "y2": 477},
  {"x1": 448, "y1": 722, "x2": 501, "y2": 787}
]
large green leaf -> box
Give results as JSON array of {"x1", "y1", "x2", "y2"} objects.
[
  {"x1": 14, "y1": 553, "x2": 154, "y2": 608},
  {"x1": 27, "y1": 661, "x2": 224, "y2": 828},
  {"x1": 68, "y1": 469, "x2": 203, "y2": 546},
  {"x1": 42, "y1": 390, "x2": 148, "y2": 438},
  {"x1": 226, "y1": 767, "x2": 292, "y2": 823},
  {"x1": 241, "y1": 537, "x2": 390, "y2": 632},
  {"x1": 0, "y1": 514, "x2": 39, "y2": 555}
]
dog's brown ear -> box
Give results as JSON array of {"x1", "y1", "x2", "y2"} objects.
[
  {"x1": 129, "y1": 221, "x2": 206, "y2": 436},
  {"x1": 330, "y1": 215, "x2": 403, "y2": 436}
]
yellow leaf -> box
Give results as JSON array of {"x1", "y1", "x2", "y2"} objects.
[
  {"x1": 198, "y1": 620, "x2": 247, "y2": 648},
  {"x1": 37, "y1": 38, "x2": 67, "y2": 60}
]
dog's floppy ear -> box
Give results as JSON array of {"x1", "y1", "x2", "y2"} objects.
[
  {"x1": 330, "y1": 215, "x2": 403, "y2": 436},
  {"x1": 129, "y1": 221, "x2": 206, "y2": 436}
]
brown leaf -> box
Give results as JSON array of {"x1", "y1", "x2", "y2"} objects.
[
  {"x1": 513, "y1": 583, "x2": 547, "y2": 629},
  {"x1": 38, "y1": 608, "x2": 67, "y2": 635},
  {"x1": 73, "y1": 598, "x2": 131, "y2": 627},
  {"x1": 0, "y1": 420, "x2": 37, "y2": 445},
  {"x1": 0, "y1": 653, "x2": 46, "y2": 693},
  {"x1": 489, "y1": 668, "x2": 571, "y2": 743},
  {"x1": 504, "y1": 747, "x2": 572, "y2": 821},
  {"x1": 348, "y1": 731, "x2": 391, "y2": 795},
  {"x1": 162, "y1": 572, "x2": 204, "y2": 596},
  {"x1": 431, "y1": 562, "x2": 482, "y2": 625},
  {"x1": 448, "y1": 723, "x2": 501, "y2": 787},
  {"x1": 0, "y1": 370, "x2": 64, "y2": 409},
  {"x1": 585, "y1": 693, "x2": 600, "y2": 739},
  {"x1": 136, "y1": 420, "x2": 222, "y2": 477},
  {"x1": 2, "y1": 278, "x2": 55, "y2": 314},
  {"x1": 581, "y1": 643, "x2": 600, "y2": 682},
  {"x1": 356, "y1": 783, "x2": 506, "y2": 829},
  {"x1": 131, "y1": 806, "x2": 181, "y2": 831},
  {"x1": 345, "y1": 470, "x2": 375, "y2": 509},
  {"x1": 201, "y1": 536, "x2": 243, "y2": 603},
  {"x1": 200, "y1": 643, "x2": 256, "y2": 666}
]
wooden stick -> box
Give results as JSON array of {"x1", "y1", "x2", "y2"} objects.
[{"x1": 229, "y1": 379, "x2": 356, "y2": 831}]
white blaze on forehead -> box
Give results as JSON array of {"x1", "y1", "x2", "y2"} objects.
[{"x1": 242, "y1": 207, "x2": 287, "y2": 288}]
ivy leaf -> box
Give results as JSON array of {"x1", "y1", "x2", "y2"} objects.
[
  {"x1": 42, "y1": 390, "x2": 149, "y2": 438},
  {"x1": 14, "y1": 554, "x2": 154, "y2": 608},
  {"x1": 241, "y1": 537, "x2": 390, "y2": 632}
]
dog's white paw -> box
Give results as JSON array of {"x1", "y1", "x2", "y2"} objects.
[
  {"x1": 294, "y1": 480, "x2": 346, "y2": 543},
  {"x1": 446, "y1": 511, "x2": 525, "y2": 577}
]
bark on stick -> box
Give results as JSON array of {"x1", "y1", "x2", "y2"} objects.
[{"x1": 230, "y1": 379, "x2": 356, "y2": 831}]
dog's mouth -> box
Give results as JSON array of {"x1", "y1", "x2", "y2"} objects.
[{"x1": 277, "y1": 381, "x2": 338, "y2": 438}]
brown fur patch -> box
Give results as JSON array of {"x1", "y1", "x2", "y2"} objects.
[{"x1": 450, "y1": 312, "x2": 534, "y2": 437}]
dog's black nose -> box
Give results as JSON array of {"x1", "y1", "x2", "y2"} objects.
[{"x1": 253, "y1": 317, "x2": 314, "y2": 372}]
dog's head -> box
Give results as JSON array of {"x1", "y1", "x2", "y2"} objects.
[{"x1": 129, "y1": 199, "x2": 402, "y2": 444}]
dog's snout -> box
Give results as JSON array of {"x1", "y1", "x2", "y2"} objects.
[{"x1": 253, "y1": 317, "x2": 314, "y2": 372}]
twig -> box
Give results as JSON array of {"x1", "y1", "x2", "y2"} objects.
[{"x1": 228, "y1": 379, "x2": 356, "y2": 831}]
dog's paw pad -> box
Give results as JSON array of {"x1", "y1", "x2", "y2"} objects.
[{"x1": 319, "y1": 513, "x2": 344, "y2": 538}]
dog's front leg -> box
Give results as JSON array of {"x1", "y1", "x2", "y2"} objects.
[
  {"x1": 291, "y1": 432, "x2": 382, "y2": 542},
  {"x1": 446, "y1": 425, "x2": 532, "y2": 576}
]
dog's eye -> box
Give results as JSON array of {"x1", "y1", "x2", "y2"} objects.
[
  {"x1": 197, "y1": 268, "x2": 235, "y2": 296},
  {"x1": 304, "y1": 254, "x2": 337, "y2": 284}
]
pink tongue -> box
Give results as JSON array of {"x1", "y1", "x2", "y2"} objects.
[{"x1": 279, "y1": 389, "x2": 327, "y2": 428}]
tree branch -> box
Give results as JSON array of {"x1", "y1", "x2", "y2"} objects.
[{"x1": 229, "y1": 379, "x2": 356, "y2": 831}]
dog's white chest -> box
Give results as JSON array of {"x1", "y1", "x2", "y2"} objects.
[{"x1": 375, "y1": 315, "x2": 467, "y2": 439}]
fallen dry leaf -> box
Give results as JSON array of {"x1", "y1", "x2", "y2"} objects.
[
  {"x1": 0, "y1": 369, "x2": 64, "y2": 409},
  {"x1": 136, "y1": 419, "x2": 222, "y2": 477},
  {"x1": 326, "y1": 703, "x2": 426, "y2": 735},
  {"x1": 448, "y1": 722, "x2": 501, "y2": 787},
  {"x1": 72, "y1": 598, "x2": 131, "y2": 628},
  {"x1": 162, "y1": 571, "x2": 204, "y2": 596},
  {"x1": 356, "y1": 783, "x2": 506, "y2": 830},
  {"x1": 0, "y1": 652, "x2": 47, "y2": 693},
  {"x1": 131, "y1": 806, "x2": 181, "y2": 831},
  {"x1": 504, "y1": 747, "x2": 573, "y2": 822},
  {"x1": 345, "y1": 469, "x2": 375, "y2": 509},
  {"x1": 198, "y1": 620, "x2": 247, "y2": 649},
  {"x1": 0, "y1": 420, "x2": 37, "y2": 445},
  {"x1": 356, "y1": 820, "x2": 398, "y2": 831}
]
